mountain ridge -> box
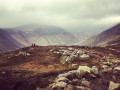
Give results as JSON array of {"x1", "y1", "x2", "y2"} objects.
[
  {"x1": 81, "y1": 23, "x2": 120, "y2": 47},
  {"x1": 0, "y1": 24, "x2": 78, "y2": 53}
]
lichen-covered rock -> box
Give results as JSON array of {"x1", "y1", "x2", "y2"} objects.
[
  {"x1": 52, "y1": 82, "x2": 67, "y2": 90},
  {"x1": 64, "y1": 84, "x2": 76, "y2": 90},
  {"x1": 114, "y1": 67, "x2": 120, "y2": 71},
  {"x1": 108, "y1": 81, "x2": 120, "y2": 90},
  {"x1": 80, "y1": 54, "x2": 89, "y2": 58},
  {"x1": 68, "y1": 70, "x2": 77, "y2": 77},
  {"x1": 81, "y1": 78, "x2": 90, "y2": 87},
  {"x1": 91, "y1": 66, "x2": 99, "y2": 75},
  {"x1": 56, "y1": 77, "x2": 69, "y2": 83},
  {"x1": 75, "y1": 86, "x2": 91, "y2": 90},
  {"x1": 102, "y1": 65, "x2": 109, "y2": 69},
  {"x1": 72, "y1": 64, "x2": 78, "y2": 67},
  {"x1": 76, "y1": 66, "x2": 91, "y2": 78},
  {"x1": 58, "y1": 72, "x2": 72, "y2": 79},
  {"x1": 102, "y1": 65, "x2": 109, "y2": 72},
  {"x1": 103, "y1": 62, "x2": 112, "y2": 66}
]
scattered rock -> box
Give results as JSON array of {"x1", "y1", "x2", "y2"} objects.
[
  {"x1": 19, "y1": 51, "x2": 30, "y2": 56},
  {"x1": 36, "y1": 87, "x2": 46, "y2": 90},
  {"x1": 108, "y1": 81, "x2": 120, "y2": 90},
  {"x1": 75, "y1": 86, "x2": 91, "y2": 90},
  {"x1": 72, "y1": 64, "x2": 78, "y2": 67},
  {"x1": 50, "y1": 49, "x2": 54, "y2": 52},
  {"x1": 48, "y1": 65, "x2": 54, "y2": 68},
  {"x1": 58, "y1": 72, "x2": 72, "y2": 79},
  {"x1": 77, "y1": 66, "x2": 91, "y2": 78},
  {"x1": 68, "y1": 70, "x2": 77, "y2": 78},
  {"x1": 70, "y1": 78, "x2": 79, "y2": 85},
  {"x1": 27, "y1": 53, "x2": 30, "y2": 56},
  {"x1": 56, "y1": 77, "x2": 69, "y2": 83},
  {"x1": 64, "y1": 84, "x2": 76, "y2": 90},
  {"x1": 103, "y1": 62, "x2": 112, "y2": 66},
  {"x1": 112, "y1": 76, "x2": 116, "y2": 81},
  {"x1": 80, "y1": 54, "x2": 89, "y2": 58},
  {"x1": 1, "y1": 71, "x2": 6, "y2": 74},
  {"x1": 101, "y1": 56, "x2": 107, "y2": 61},
  {"x1": 52, "y1": 82, "x2": 67, "y2": 90},
  {"x1": 91, "y1": 66, "x2": 99, "y2": 75},
  {"x1": 68, "y1": 48, "x2": 73, "y2": 50},
  {"x1": 114, "y1": 67, "x2": 120, "y2": 71},
  {"x1": 102, "y1": 65, "x2": 109, "y2": 72},
  {"x1": 89, "y1": 74, "x2": 97, "y2": 78},
  {"x1": 81, "y1": 78, "x2": 90, "y2": 87}
]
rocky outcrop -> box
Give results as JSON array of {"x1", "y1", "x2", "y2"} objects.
[
  {"x1": 108, "y1": 81, "x2": 120, "y2": 90},
  {"x1": 76, "y1": 66, "x2": 91, "y2": 78},
  {"x1": 51, "y1": 57, "x2": 120, "y2": 90},
  {"x1": 49, "y1": 47, "x2": 120, "y2": 90},
  {"x1": 52, "y1": 82, "x2": 67, "y2": 90},
  {"x1": 80, "y1": 54, "x2": 89, "y2": 58},
  {"x1": 91, "y1": 66, "x2": 99, "y2": 75},
  {"x1": 52, "y1": 65, "x2": 99, "y2": 90},
  {"x1": 51, "y1": 48, "x2": 89, "y2": 64},
  {"x1": 19, "y1": 51, "x2": 30, "y2": 56},
  {"x1": 114, "y1": 67, "x2": 120, "y2": 71}
]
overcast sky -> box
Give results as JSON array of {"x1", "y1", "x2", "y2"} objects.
[{"x1": 0, "y1": 0, "x2": 120, "y2": 31}]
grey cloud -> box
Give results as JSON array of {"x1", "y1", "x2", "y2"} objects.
[{"x1": 0, "y1": 0, "x2": 120, "y2": 30}]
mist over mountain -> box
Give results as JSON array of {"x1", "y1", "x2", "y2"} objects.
[
  {"x1": 82, "y1": 23, "x2": 120, "y2": 46},
  {"x1": 0, "y1": 24, "x2": 78, "y2": 53}
]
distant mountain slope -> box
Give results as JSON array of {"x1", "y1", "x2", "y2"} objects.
[
  {"x1": 0, "y1": 29, "x2": 23, "y2": 52},
  {"x1": 0, "y1": 24, "x2": 78, "y2": 53},
  {"x1": 82, "y1": 23, "x2": 120, "y2": 47}
]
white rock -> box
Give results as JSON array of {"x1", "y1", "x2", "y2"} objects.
[
  {"x1": 114, "y1": 67, "x2": 120, "y2": 71},
  {"x1": 68, "y1": 70, "x2": 77, "y2": 78},
  {"x1": 103, "y1": 62, "x2": 112, "y2": 66},
  {"x1": 91, "y1": 66, "x2": 98, "y2": 75},
  {"x1": 75, "y1": 86, "x2": 91, "y2": 90},
  {"x1": 1, "y1": 71, "x2": 6, "y2": 74},
  {"x1": 72, "y1": 64, "x2": 78, "y2": 67},
  {"x1": 68, "y1": 70, "x2": 77, "y2": 74},
  {"x1": 77, "y1": 66, "x2": 91, "y2": 78},
  {"x1": 68, "y1": 48, "x2": 73, "y2": 50},
  {"x1": 80, "y1": 54, "x2": 89, "y2": 58},
  {"x1": 52, "y1": 82, "x2": 67, "y2": 89},
  {"x1": 102, "y1": 65, "x2": 109, "y2": 69},
  {"x1": 56, "y1": 77, "x2": 69, "y2": 83},
  {"x1": 27, "y1": 53, "x2": 30, "y2": 56},
  {"x1": 109, "y1": 81, "x2": 120, "y2": 90},
  {"x1": 58, "y1": 73, "x2": 71, "y2": 78},
  {"x1": 56, "y1": 52, "x2": 60, "y2": 54},
  {"x1": 102, "y1": 65, "x2": 110, "y2": 72},
  {"x1": 81, "y1": 78, "x2": 90, "y2": 87},
  {"x1": 50, "y1": 49, "x2": 54, "y2": 52},
  {"x1": 78, "y1": 51, "x2": 85, "y2": 55},
  {"x1": 19, "y1": 51, "x2": 27, "y2": 56}
]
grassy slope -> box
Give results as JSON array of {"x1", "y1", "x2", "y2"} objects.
[{"x1": 0, "y1": 46, "x2": 119, "y2": 90}]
